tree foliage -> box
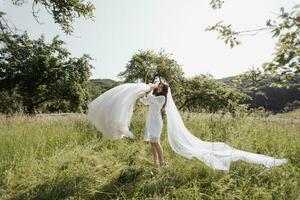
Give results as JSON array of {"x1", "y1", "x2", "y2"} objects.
[
  {"x1": 207, "y1": 4, "x2": 300, "y2": 84},
  {"x1": 0, "y1": 33, "x2": 92, "y2": 114},
  {"x1": 118, "y1": 50, "x2": 185, "y2": 94},
  {"x1": 224, "y1": 72, "x2": 300, "y2": 112},
  {"x1": 262, "y1": 6, "x2": 300, "y2": 82},
  {"x1": 209, "y1": 0, "x2": 224, "y2": 10},
  {"x1": 1, "y1": 0, "x2": 95, "y2": 34},
  {"x1": 234, "y1": 69, "x2": 267, "y2": 110},
  {"x1": 179, "y1": 75, "x2": 249, "y2": 113},
  {"x1": 119, "y1": 50, "x2": 249, "y2": 113}
]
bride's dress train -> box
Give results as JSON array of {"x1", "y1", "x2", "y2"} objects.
[{"x1": 87, "y1": 83, "x2": 287, "y2": 170}]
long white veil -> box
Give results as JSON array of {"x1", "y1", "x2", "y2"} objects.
[
  {"x1": 166, "y1": 87, "x2": 287, "y2": 170},
  {"x1": 87, "y1": 83, "x2": 150, "y2": 139},
  {"x1": 87, "y1": 83, "x2": 287, "y2": 170}
]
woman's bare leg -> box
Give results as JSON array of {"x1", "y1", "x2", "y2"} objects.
[
  {"x1": 154, "y1": 142, "x2": 165, "y2": 166},
  {"x1": 150, "y1": 143, "x2": 159, "y2": 166}
]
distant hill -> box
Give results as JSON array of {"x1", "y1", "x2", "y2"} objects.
[
  {"x1": 218, "y1": 75, "x2": 300, "y2": 112},
  {"x1": 88, "y1": 79, "x2": 122, "y2": 100},
  {"x1": 90, "y1": 78, "x2": 121, "y2": 85},
  {"x1": 218, "y1": 75, "x2": 237, "y2": 85}
]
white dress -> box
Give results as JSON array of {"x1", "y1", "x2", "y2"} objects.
[{"x1": 140, "y1": 93, "x2": 165, "y2": 143}]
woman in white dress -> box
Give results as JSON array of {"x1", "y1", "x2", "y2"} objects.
[
  {"x1": 87, "y1": 82, "x2": 287, "y2": 170},
  {"x1": 140, "y1": 82, "x2": 169, "y2": 167}
]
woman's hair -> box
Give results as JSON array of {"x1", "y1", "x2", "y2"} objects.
[{"x1": 153, "y1": 82, "x2": 168, "y2": 116}]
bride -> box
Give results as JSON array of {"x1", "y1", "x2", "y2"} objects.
[
  {"x1": 139, "y1": 82, "x2": 169, "y2": 167},
  {"x1": 87, "y1": 82, "x2": 287, "y2": 170}
]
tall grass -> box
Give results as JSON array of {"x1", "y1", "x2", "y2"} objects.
[{"x1": 0, "y1": 110, "x2": 299, "y2": 200}]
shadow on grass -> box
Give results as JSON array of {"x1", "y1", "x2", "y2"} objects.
[
  {"x1": 91, "y1": 164, "x2": 212, "y2": 200},
  {"x1": 10, "y1": 174, "x2": 91, "y2": 200},
  {"x1": 91, "y1": 167, "x2": 144, "y2": 199}
]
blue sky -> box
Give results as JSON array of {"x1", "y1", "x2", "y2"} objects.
[{"x1": 2, "y1": 0, "x2": 297, "y2": 80}]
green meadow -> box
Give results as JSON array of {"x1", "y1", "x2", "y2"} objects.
[{"x1": 0, "y1": 109, "x2": 299, "y2": 200}]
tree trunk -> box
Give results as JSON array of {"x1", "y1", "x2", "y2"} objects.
[{"x1": 26, "y1": 104, "x2": 35, "y2": 115}]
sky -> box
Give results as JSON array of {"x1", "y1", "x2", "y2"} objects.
[{"x1": 1, "y1": 0, "x2": 297, "y2": 80}]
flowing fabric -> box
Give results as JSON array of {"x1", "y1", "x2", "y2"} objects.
[
  {"x1": 87, "y1": 83, "x2": 150, "y2": 139},
  {"x1": 87, "y1": 83, "x2": 287, "y2": 170},
  {"x1": 165, "y1": 87, "x2": 287, "y2": 170}
]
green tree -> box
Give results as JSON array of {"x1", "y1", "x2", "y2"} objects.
[
  {"x1": 206, "y1": 3, "x2": 300, "y2": 83},
  {"x1": 234, "y1": 68, "x2": 267, "y2": 110},
  {"x1": 262, "y1": 6, "x2": 300, "y2": 83},
  {"x1": 179, "y1": 75, "x2": 249, "y2": 113},
  {"x1": 119, "y1": 50, "x2": 184, "y2": 93},
  {"x1": 0, "y1": 89, "x2": 23, "y2": 114},
  {"x1": 0, "y1": 0, "x2": 95, "y2": 34},
  {"x1": 0, "y1": 33, "x2": 92, "y2": 114}
]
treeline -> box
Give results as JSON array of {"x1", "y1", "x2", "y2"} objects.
[
  {"x1": 0, "y1": 43, "x2": 251, "y2": 115},
  {"x1": 1, "y1": 37, "x2": 298, "y2": 115},
  {"x1": 0, "y1": 33, "x2": 92, "y2": 114},
  {"x1": 89, "y1": 76, "x2": 249, "y2": 114},
  {"x1": 90, "y1": 76, "x2": 300, "y2": 114},
  {"x1": 221, "y1": 76, "x2": 300, "y2": 112}
]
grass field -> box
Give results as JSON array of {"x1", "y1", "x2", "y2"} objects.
[{"x1": 0, "y1": 109, "x2": 299, "y2": 200}]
